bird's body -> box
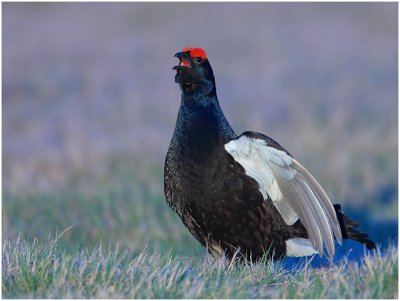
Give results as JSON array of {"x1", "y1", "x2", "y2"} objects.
[{"x1": 164, "y1": 47, "x2": 375, "y2": 260}]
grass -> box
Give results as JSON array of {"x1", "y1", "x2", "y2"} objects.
[
  {"x1": 3, "y1": 159, "x2": 203, "y2": 256},
  {"x1": 2, "y1": 160, "x2": 398, "y2": 298},
  {"x1": 2, "y1": 235, "x2": 398, "y2": 298}
]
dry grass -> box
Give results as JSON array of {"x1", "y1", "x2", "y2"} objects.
[{"x1": 2, "y1": 234, "x2": 398, "y2": 298}]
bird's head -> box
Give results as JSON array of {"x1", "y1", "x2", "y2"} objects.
[{"x1": 173, "y1": 47, "x2": 215, "y2": 95}]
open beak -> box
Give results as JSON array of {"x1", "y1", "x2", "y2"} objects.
[{"x1": 173, "y1": 52, "x2": 192, "y2": 70}]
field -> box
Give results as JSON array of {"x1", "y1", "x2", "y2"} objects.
[
  {"x1": 2, "y1": 160, "x2": 398, "y2": 298},
  {"x1": 3, "y1": 3, "x2": 398, "y2": 298},
  {"x1": 3, "y1": 159, "x2": 398, "y2": 298},
  {"x1": 2, "y1": 236, "x2": 398, "y2": 298}
]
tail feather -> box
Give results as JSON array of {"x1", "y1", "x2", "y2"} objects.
[{"x1": 334, "y1": 204, "x2": 376, "y2": 250}]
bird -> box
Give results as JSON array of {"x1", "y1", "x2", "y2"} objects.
[{"x1": 164, "y1": 47, "x2": 376, "y2": 261}]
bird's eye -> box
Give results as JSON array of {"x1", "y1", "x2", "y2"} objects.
[{"x1": 195, "y1": 57, "x2": 202, "y2": 63}]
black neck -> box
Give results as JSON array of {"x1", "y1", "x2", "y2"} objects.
[
  {"x1": 172, "y1": 92, "x2": 237, "y2": 158},
  {"x1": 180, "y1": 81, "x2": 216, "y2": 104}
]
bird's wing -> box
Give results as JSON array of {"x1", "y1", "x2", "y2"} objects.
[{"x1": 224, "y1": 131, "x2": 343, "y2": 257}]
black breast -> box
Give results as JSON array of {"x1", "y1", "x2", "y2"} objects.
[{"x1": 164, "y1": 101, "x2": 301, "y2": 260}]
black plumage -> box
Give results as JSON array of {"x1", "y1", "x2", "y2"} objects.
[{"x1": 164, "y1": 47, "x2": 375, "y2": 261}]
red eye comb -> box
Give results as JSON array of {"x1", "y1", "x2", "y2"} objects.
[{"x1": 182, "y1": 47, "x2": 207, "y2": 59}]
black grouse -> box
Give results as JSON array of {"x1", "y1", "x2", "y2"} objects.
[{"x1": 164, "y1": 47, "x2": 375, "y2": 261}]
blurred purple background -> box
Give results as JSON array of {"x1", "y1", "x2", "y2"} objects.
[{"x1": 3, "y1": 3, "x2": 397, "y2": 212}]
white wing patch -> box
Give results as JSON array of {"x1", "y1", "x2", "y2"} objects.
[
  {"x1": 224, "y1": 136, "x2": 297, "y2": 224},
  {"x1": 224, "y1": 135, "x2": 343, "y2": 258}
]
